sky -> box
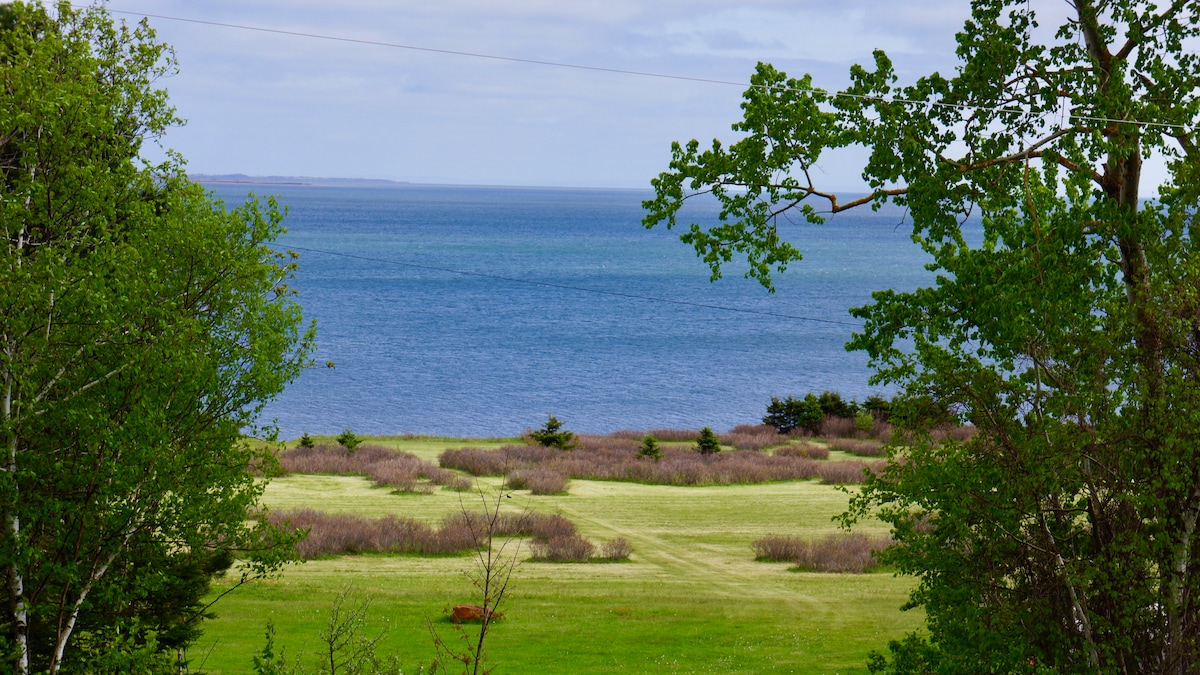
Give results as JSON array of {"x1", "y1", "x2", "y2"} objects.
[{"x1": 94, "y1": 1, "x2": 1085, "y2": 190}]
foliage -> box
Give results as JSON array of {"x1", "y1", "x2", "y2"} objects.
[
  {"x1": 637, "y1": 435, "x2": 662, "y2": 460},
  {"x1": 337, "y1": 428, "x2": 363, "y2": 452},
  {"x1": 644, "y1": 0, "x2": 1200, "y2": 671},
  {"x1": 439, "y1": 439, "x2": 881, "y2": 486},
  {"x1": 853, "y1": 412, "x2": 875, "y2": 434},
  {"x1": 763, "y1": 395, "x2": 824, "y2": 434},
  {"x1": 251, "y1": 603, "x2": 405, "y2": 675},
  {"x1": 816, "y1": 391, "x2": 856, "y2": 419},
  {"x1": 0, "y1": 3, "x2": 310, "y2": 672},
  {"x1": 694, "y1": 427, "x2": 721, "y2": 454},
  {"x1": 599, "y1": 537, "x2": 634, "y2": 562},
  {"x1": 526, "y1": 415, "x2": 576, "y2": 450},
  {"x1": 428, "y1": 491, "x2": 521, "y2": 675},
  {"x1": 860, "y1": 395, "x2": 893, "y2": 422},
  {"x1": 300, "y1": 432, "x2": 317, "y2": 449}
]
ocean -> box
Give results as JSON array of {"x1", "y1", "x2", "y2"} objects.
[{"x1": 205, "y1": 182, "x2": 939, "y2": 440}]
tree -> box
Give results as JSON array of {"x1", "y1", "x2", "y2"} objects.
[
  {"x1": 527, "y1": 415, "x2": 576, "y2": 450},
  {"x1": 637, "y1": 435, "x2": 662, "y2": 461},
  {"x1": 695, "y1": 427, "x2": 721, "y2": 455},
  {"x1": 0, "y1": 3, "x2": 310, "y2": 673},
  {"x1": 336, "y1": 428, "x2": 362, "y2": 451},
  {"x1": 763, "y1": 395, "x2": 823, "y2": 435},
  {"x1": 645, "y1": 1, "x2": 1200, "y2": 671}
]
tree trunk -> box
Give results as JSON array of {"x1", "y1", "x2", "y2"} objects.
[{"x1": 2, "y1": 370, "x2": 28, "y2": 675}]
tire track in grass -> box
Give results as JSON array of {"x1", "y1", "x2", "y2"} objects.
[{"x1": 549, "y1": 498, "x2": 803, "y2": 601}]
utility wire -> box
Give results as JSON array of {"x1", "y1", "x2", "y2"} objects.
[
  {"x1": 106, "y1": 9, "x2": 751, "y2": 90},
  {"x1": 106, "y1": 7, "x2": 1195, "y2": 133},
  {"x1": 284, "y1": 245, "x2": 865, "y2": 327}
]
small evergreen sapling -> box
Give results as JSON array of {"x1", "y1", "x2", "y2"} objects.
[
  {"x1": 695, "y1": 427, "x2": 721, "y2": 455},
  {"x1": 336, "y1": 428, "x2": 361, "y2": 451},
  {"x1": 637, "y1": 435, "x2": 662, "y2": 461},
  {"x1": 299, "y1": 432, "x2": 315, "y2": 448},
  {"x1": 528, "y1": 414, "x2": 576, "y2": 450}
]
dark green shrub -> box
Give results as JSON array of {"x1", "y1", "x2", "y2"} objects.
[
  {"x1": 336, "y1": 428, "x2": 361, "y2": 451},
  {"x1": 695, "y1": 426, "x2": 721, "y2": 454},
  {"x1": 763, "y1": 394, "x2": 824, "y2": 434},
  {"x1": 298, "y1": 432, "x2": 315, "y2": 448},
  {"x1": 861, "y1": 394, "x2": 893, "y2": 421},
  {"x1": 817, "y1": 390, "x2": 857, "y2": 418},
  {"x1": 527, "y1": 414, "x2": 576, "y2": 450},
  {"x1": 637, "y1": 435, "x2": 662, "y2": 460}
]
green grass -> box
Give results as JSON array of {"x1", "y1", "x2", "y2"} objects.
[{"x1": 193, "y1": 437, "x2": 921, "y2": 674}]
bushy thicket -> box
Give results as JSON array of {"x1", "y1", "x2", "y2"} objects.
[
  {"x1": 270, "y1": 508, "x2": 589, "y2": 559},
  {"x1": 279, "y1": 443, "x2": 472, "y2": 493},
  {"x1": 752, "y1": 532, "x2": 892, "y2": 573},
  {"x1": 439, "y1": 436, "x2": 884, "y2": 486}
]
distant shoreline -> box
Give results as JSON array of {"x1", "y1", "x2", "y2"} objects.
[{"x1": 189, "y1": 173, "x2": 654, "y2": 193}]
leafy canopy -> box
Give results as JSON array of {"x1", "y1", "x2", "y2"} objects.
[
  {"x1": 1, "y1": 3, "x2": 311, "y2": 673},
  {"x1": 645, "y1": 1, "x2": 1200, "y2": 672}
]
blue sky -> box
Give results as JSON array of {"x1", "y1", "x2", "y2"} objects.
[{"x1": 101, "y1": 1, "x2": 1093, "y2": 189}]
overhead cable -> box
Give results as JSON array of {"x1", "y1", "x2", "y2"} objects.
[{"x1": 105, "y1": 7, "x2": 1195, "y2": 133}]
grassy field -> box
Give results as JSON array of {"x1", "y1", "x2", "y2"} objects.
[{"x1": 191, "y1": 437, "x2": 921, "y2": 674}]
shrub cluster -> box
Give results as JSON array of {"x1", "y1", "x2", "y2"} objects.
[
  {"x1": 504, "y1": 469, "x2": 569, "y2": 495},
  {"x1": 752, "y1": 532, "x2": 892, "y2": 573},
  {"x1": 773, "y1": 443, "x2": 830, "y2": 460},
  {"x1": 268, "y1": 509, "x2": 472, "y2": 558},
  {"x1": 279, "y1": 443, "x2": 472, "y2": 493},
  {"x1": 439, "y1": 436, "x2": 883, "y2": 486},
  {"x1": 271, "y1": 508, "x2": 591, "y2": 559},
  {"x1": 609, "y1": 428, "x2": 701, "y2": 442},
  {"x1": 827, "y1": 438, "x2": 887, "y2": 457},
  {"x1": 719, "y1": 424, "x2": 787, "y2": 451}
]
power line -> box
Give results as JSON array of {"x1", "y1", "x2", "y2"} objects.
[
  {"x1": 105, "y1": 6, "x2": 1195, "y2": 134},
  {"x1": 283, "y1": 245, "x2": 865, "y2": 328},
  {"x1": 106, "y1": 9, "x2": 750, "y2": 90}
]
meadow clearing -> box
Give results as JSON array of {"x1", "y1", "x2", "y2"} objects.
[{"x1": 191, "y1": 435, "x2": 923, "y2": 674}]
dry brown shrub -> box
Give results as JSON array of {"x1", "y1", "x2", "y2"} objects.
[
  {"x1": 827, "y1": 438, "x2": 886, "y2": 457},
  {"x1": 752, "y1": 532, "x2": 892, "y2": 573},
  {"x1": 272, "y1": 506, "x2": 592, "y2": 560},
  {"x1": 818, "y1": 416, "x2": 857, "y2": 439},
  {"x1": 752, "y1": 535, "x2": 806, "y2": 562},
  {"x1": 440, "y1": 439, "x2": 853, "y2": 486},
  {"x1": 600, "y1": 537, "x2": 633, "y2": 561},
  {"x1": 527, "y1": 513, "x2": 577, "y2": 541},
  {"x1": 281, "y1": 443, "x2": 467, "y2": 493},
  {"x1": 438, "y1": 447, "x2": 509, "y2": 476},
  {"x1": 270, "y1": 509, "x2": 451, "y2": 558},
  {"x1": 526, "y1": 469, "x2": 569, "y2": 495},
  {"x1": 530, "y1": 535, "x2": 595, "y2": 562},
  {"x1": 608, "y1": 428, "x2": 699, "y2": 442},
  {"x1": 869, "y1": 419, "x2": 894, "y2": 441},
  {"x1": 814, "y1": 460, "x2": 886, "y2": 485},
  {"x1": 719, "y1": 426, "x2": 787, "y2": 451},
  {"x1": 774, "y1": 443, "x2": 830, "y2": 460}
]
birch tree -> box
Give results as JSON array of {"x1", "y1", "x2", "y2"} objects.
[
  {"x1": 1, "y1": 3, "x2": 310, "y2": 672},
  {"x1": 644, "y1": 1, "x2": 1200, "y2": 671}
]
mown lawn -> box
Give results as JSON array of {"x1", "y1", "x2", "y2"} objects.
[{"x1": 192, "y1": 438, "x2": 921, "y2": 674}]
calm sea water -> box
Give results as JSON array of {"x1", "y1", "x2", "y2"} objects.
[{"x1": 206, "y1": 182, "x2": 939, "y2": 440}]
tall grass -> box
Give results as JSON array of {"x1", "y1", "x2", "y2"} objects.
[
  {"x1": 439, "y1": 437, "x2": 883, "y2": 486},
  {"x1": 752, "y1": 532, "x2": 892, "y2": 573},
  {"x1": 280, "y1": 443, "x2": 472, "y2": 492}
]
